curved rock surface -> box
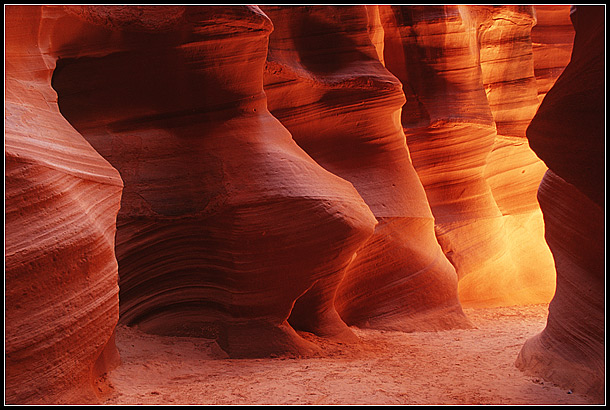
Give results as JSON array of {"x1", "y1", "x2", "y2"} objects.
[
  {"x1": 516, "y1": 171, "x2": 604, "y2": 402},
  {"x1": 476, "y1": 5, "x2": 556, "y2": 304},
  {"x1": 262, "y1": 5, "x2": 472, "y2": 332},
  {"x1": 526, "y1": 5, "x2": 604, "y2": 209},
  {"x1": 7, "y1": 3, "x2": 597, "y2": 403},
  {"x1": 380, "y1": 5, "x2": 556, "y2": 307},
  {"x1": 516, "y1": 6, "x2": 605, "y2": 402},
  {"x1": 531, "y1": 5, "x2": 575, "y2": 102},
  {"x1": 50, "y1": 5, "x2": 377, "y2": 358},
  {"x1": 5, "y1": 5, "x2": 123, "y2": 404}
]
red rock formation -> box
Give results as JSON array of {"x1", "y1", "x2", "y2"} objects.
[
  {"x1": 380, "y1": 5, "x2": 556, "y2": 307},
  {"x1": 516, "y1": 6, "x2": 605, "y2": 402},
  {"x1": 526, "y1": 5, "x2": 605, "y2": 210},
  {"x1": 476, "y1": 5, "x2": 539, "y2": 138},
  {"x1": 476, "y1": 5, "x2": 556, "y2": 304},
  {"x1": 5, "y1": 5, "x2": 123, "y2": 404},
  {"x1": 262, "y1": 5, "x2": 472, "y2": 332},
  {"x1": 7, "y1": 4, "x2": 598, "y2": 402},
  {"x1": 49, "y1": 5, "x2": 377, "y2": 358},
  {"x1": 530, "y1": 5, "x2": 575, "y2": 102}
]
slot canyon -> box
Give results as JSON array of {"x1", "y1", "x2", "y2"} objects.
[{"x1": 4, "y1": 4, "x2": 605, "y2": 405}]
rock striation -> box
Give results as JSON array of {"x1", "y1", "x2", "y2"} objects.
[
  {"x1": 6, "y1": 3, "x2": 600, "y2": 404},
  {"x1": 50, "y1": 5, "x2": 377, "y2": 358},
  {"x1": 476, "y1": 5, "x2": 557, "y2": 305},
  {"x1": 530, "y1": 5, "x2": 575, "y2": 103},
  {"x1": 5, "y1": 5, "x2": 123, "y2": 404},
  {"x1": 379, "y1": 5, "x2": 556, "y2": 307},
  {"x1": 262, "y1": 5, "x2": 472, "y2": 332},
  {"x1": 516, "y1": 5, "x2": 605, "y2": 402}
]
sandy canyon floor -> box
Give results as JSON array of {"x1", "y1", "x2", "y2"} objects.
[{"x1": 103, "y1": 304, "x2": 596, "y2": 405}]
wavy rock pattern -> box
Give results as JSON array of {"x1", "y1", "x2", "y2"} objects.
[
  {"x1": 515, "y1": 171, "x2": 605, "y2": 401},
  {"x1": 476, "y1": 5, "x2": 557, "y2": 304},
  {"x1": 531, "y1": 5, "x2": 575, "y2": 102},
  {"x1": 516, "y1": 6, "x2": 605, "y2": 402},
  {"x1": 50, "y1": 5, "x2": 377, "y2": 358},
  {"x1": 262, "y1": 5, "x2": 471, "y2": 332},
  {"x1": 380, "y1": 5, "x2": 556, "y2": 306},
  {"x1": 7, "y1": 4, "x2": 598, "y2": 403},
  {"x1": 5, "y1": 5, "x2": 123, "y2": 404},
  {"x1": 476, "y1": 5, "x2": 539, "y2": 138}
]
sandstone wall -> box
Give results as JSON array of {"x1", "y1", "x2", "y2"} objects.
[
  {"x1": 262, "y1": 5, "x2": 471, "y2": 332},
  {"x1": 531, "y1": 5, "x2": 575, "y2": 102},
  {"x1": 5, "y1": 4, "x2": 599, "y2": 404},
  {"x1": 379, "y1": 5, "x2": 557, "y2": 307},
  {"x1": 5, "y1": 5, "x2": 123, "y2": 404},
  {"x1": 516, "y1": 5, "x2": 605, "y2": 402},
  {"x1": 50, "y1": 5, "x2": 377, "y2": 358}
]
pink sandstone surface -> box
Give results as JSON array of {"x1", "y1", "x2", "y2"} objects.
[{"x1": 5, "y1": 5, "x2": 123, "y2": 404}]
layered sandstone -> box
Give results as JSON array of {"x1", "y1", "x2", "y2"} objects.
[
  {"x1": 262, "y1": 5, "x2": 472, "y2": 332},
  {"x1": 50, "y1": 5, "x2": 377, "y2": 358},
  {"x1": 516, "y1": 6, "x2": 605, "y2": 402},
  {"x1": 476, "y1": 5, "x2": 556, "y2": 304},
  {"x1": 530, "y1": 5, "x2": 575, "y2": 102},
  {"x1": 6, "y1": 3, "x2": 599, "y2": 404},
  {"x1": 380, "y1": 5, "x2": 556, "y2": 307},
  {"x1": 5, "y1": 5, "x2": 123, "y2": 404}
]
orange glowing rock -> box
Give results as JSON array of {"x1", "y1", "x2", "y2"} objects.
[
  {"x1": 5, "y1": 5, "x2": 123, "y2": 404},
  {"x1": 50, "y1": 5, "x2": 376, "y2": 358},
  {"x1": 262, "y1": 5, "x2": 472, "y2": 332},
  {"x1": 477, "y1": 5, "x2": 556, "y2": 305},
  {"x1": 380, "y1": 5, "x2": 556, "y2": 307}
]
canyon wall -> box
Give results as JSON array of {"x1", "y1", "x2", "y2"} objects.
[
  {"x1": 516, "y1": 5, "x2": 605, "y2": 403},
  {"x1": 5, "y1": 4, "x2": 601, "y2": 405},
  {"x1": 50, "y1": 5, "x2": 377, "y2": 358},
  {"x1": 5, "y1": 5, "x2": 123, "y2": 404},
  {"x1": 261, "y1": 5, "x2": 472, "y2": 332},
  {"x1": 379, "y1": 5, "x2": 556, "y2": 307},
  {"x1": 476, "y1": 5, "x2": 557, "y2": 306},
  {"x1": 531, "y1": 5, "x2": 576, "y2": 102}
]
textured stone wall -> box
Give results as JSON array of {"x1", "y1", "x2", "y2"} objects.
[
  {"x1": 516, "y1": 5, "x2": 605, "y2": 402},
  {"x1": 379, "y1": 5, "x2": 556, "y2": 307},
  {"x1": 5, "y1": 5, "x2": 600, "y2": 404},
  {"x1": 5, "y1": 5, "x2": 123, "y2": 404},
  {"x1": 262, "y1": 5, "x2": 471, "y2": 333},
  {"x1": 50, "y1": 5, "x2": 377, "y2": 358}
]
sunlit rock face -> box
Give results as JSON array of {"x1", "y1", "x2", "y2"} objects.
[
  {"x1": 516, "y1": 6, "x2": 605, "y2": 402},
  {"x1": 262, "y1": 5, "x2": 472, "y2": 332},
  {"x1": 379, "y1": 5, "x2": 556, "y2": 307},
  {"x1": 5, "y1": 5, "x2": 123, "y2": 404},
  {"x1": 475, "y1": 5, "x2": 557, "y2": 305},
  {"x1": 50, "y1": 5, "x2": 377, "y2": 358}
]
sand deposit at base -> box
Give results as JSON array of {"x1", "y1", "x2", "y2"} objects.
[{"x1": 103, "y1": 304, "x2": 595, "y2": 405}]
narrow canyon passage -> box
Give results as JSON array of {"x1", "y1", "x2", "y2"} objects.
[
  {"x1": 5, "y1": 4, "x2": 604, "y2": 406},
  {"x1": 103, "y1": 304, "x2": 595, "y2": 405}
]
